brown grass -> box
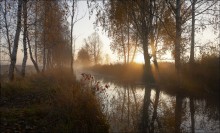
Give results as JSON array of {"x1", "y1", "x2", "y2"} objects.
[{"x1": 0, "y1": 69, "x2": 109, "y2": 132}]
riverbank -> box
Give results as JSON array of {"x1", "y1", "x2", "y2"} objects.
[
  {"x1": 0, "y1": 70, "x2": 109, "y2": 132},
  {"x1": 89, "y1": 55, "x2": 220, "y2": 100}
]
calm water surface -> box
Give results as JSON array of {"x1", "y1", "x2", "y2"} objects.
[{"x1": 77, "y1": 71, "x2": 220, "y2": 133}]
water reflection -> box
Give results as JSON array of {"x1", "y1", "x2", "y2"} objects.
[{"x1": 79, "y1": 72, "x2": 220, "y2": 133}]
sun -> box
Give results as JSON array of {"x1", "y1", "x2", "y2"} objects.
[{"x1": 134, "y1": 54, "x2": 145, "y2": 64}]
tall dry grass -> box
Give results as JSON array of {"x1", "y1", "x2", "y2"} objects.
[{"x1": 1, "y1": 68, "x2": 109, "y2": 132}]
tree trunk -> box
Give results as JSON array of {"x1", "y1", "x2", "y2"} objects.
[
  {"x1": 150, "y1": 37, "x2": 160, "y2": 133},
  {"x1": 174, "y1": 0, "x2": 183, "y2": 133},
  {"x1": 150, "y1": 88, "x2": 160, "y2": 133},
  {"x1": 175, "y1": 1, "x2": 181, "y2": 72},
  {"x1": 141, "y1": 20, "x2": 151, "y2": 133},
  {"x1": 21, "y1": 0, "x2": 28, "y2": 77},
  {"x1": 3, "y1": 0, "x2": 21, "y2": 74},
  {"x1": 190, "y1": 1, "x2": 196, "y2": 133},
  {"x1": 8, "y1": 0, "x2": 23, "y2": 81},
  {"x1": 127, "y1": 18, "x2": 130, "y2": 63},
  {"x1": 34, "y1": 1, "x2": 38, "y2": 65},
  {"x1": 150, "y1": 35, "x2": 159, "y2": 71},
  {"x1": 120, "y1": 26, "x2": 127, "y2": 64},
  {"x1": 141, "y1": 86, "x2": 152, "y2": 133},
  {"x1": 27, "y1": 32, "x2": 40, "y2": 73},
  {"x1": 127, "y1": 87, "x2": 130, "y2": 128},
  {"x1": 149, "y1": 17, "x2": 161, "y2": 133},
  {"x1": 70, "y1": 0, "x2": 75, "y2": 75},
  {"x1": 42, "y1": 3, "x2": 47, "y2": 73},
  {"x1": 190, "y1": 97, "x2": 195, "y2": 133},
  {"x1": 4, "y1": 0, "x2": 12, "y2": 58},
  {"x1": 175, "y1": 93, "x2": 183, "y2": 133},
  {"x1": 190, "y1": 0, "x2": 196, "y2": 64},
  {"x1": 121, "y1": 88, "x2": 126, "y2": 122},
  {"x1": 42, "y1": 41, "x2": 46, "y2": 72},
  {"x1": 131, "y1": 34, "x2": 138, "y2": 63},
  {"x1": 46, "y1": 49, "x2": 51, "y2": 69},
  {"x1": 140, "y1": 0, "x2": 154, "y2": 132},
  {"x1": 141, "y1": 32, "x2": 152, "y2": 133},
  {"x1": 131, "y1": 86, "x2": 138, "y2": 119}
]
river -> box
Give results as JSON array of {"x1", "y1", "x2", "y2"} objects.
[{"x1": 76, "y1": 70, "x2": 220, "y2": 133}]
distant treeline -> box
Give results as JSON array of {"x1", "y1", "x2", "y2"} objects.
[{"x1": 90, "y1": 55, "x2": 220, "y2": 99}]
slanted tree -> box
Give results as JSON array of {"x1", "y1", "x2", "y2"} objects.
[
  {"x1": 26, "y1": 31, "x2": 40, "y2": 73},
  {"x1": 70, "y1": 0, "x2": 76, "y2": 75},
  {"x1": 2, "y1": 0, "x2": 12, "y2": 58},
  {"x1": 8, "y1": 0, "x2": 23, "y2": 81}
]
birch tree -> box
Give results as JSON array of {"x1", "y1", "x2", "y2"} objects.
[{"x1": 8, "y1": 0, "x2": 22, "y2": 81}]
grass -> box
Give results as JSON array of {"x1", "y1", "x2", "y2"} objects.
[{"x1": 0, "y1": 69, "x2": 109, "y2": 132}]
